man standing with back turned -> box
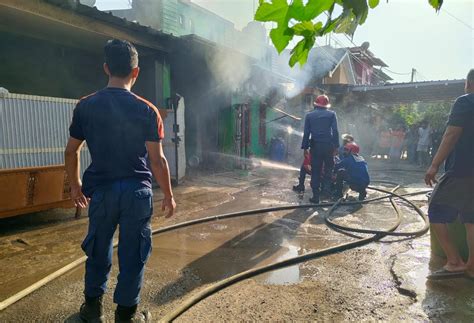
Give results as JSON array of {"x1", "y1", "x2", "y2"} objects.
[
  {"x1": 301, "y1": 95, "x2": 340, "y2": 204},
  {"x1": 425, "y1": 69, "x2": 474, "y2": 279},
  {"x1": 65, "y1": 39, "x2": 176, "y2": 322}
]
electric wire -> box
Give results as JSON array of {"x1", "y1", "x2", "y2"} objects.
[
  {"x1": 381, "y1": 68, "x2": 412, "y2": 76},
  {"x1": 441, "y1": 8, "x2": 474, "y2": 31}
]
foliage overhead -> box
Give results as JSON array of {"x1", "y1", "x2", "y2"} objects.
[{"x1": 255, "y1": 0, "x2": 443, "y2": 67}]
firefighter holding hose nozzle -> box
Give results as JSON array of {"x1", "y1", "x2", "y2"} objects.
[
  {"x1": 301, "y1": 95, "x2": 340, "y2": 204},
  {"x1": 293, "y1": 133, "x2": 354, "y2": 194},
  {"x1": 333, "y1": 142, "x2": 370, "y2": 201}
]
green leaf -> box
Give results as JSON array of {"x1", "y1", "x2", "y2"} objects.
[
  {"x1": 321, "y1": 16, "x2": 341, "y2": 34},
  {"x1": 288, "y1": 0, "x2": 305, "y2": 20},
  {"x1": 314, "y1": 21, "x2": 323, "y2": 31},
  {"x1": 368, "y1": 0, "x2": 379, "y2": 9},
  {"x1": 289, "y1": 36, "x2": 315, "y2": 67},
  {"x1": 334, "y1": 11, "x2": 353, "y2": 33},
  {"x1": 344, "y1": 0, "x2": 369, "y2": 25},
  {"x1": 255, "y1": 0, "x2": 289, "y2": 24},
  {"x1": 293, "y1": 21, "x2": 315, "y2": 34},
  {"x1": 304, "y1": 0, "x2": 335, "y2": 21},
  {"x1": 270, "y1": 25, "x2": 294, "y2": 53},
  {"x1": 289, "y1": 39, "x2": 304, "y2": 67},
  {"x1": 428, "y1": 0, "x2": 443, "y2": 11},
  {"x1": 292, "y1": 21, "x2": 323, "y2": 38},
  {"x1": 359, "y1": 6, "x2": 369, "y2": 25}
]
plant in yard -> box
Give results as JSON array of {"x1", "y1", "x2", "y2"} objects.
[{"x1": 255, "y1": 0, "x2": 443, "y2": 67}]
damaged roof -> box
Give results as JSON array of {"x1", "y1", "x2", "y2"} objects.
[
  {"x1": 307, "y1": 46, "x2": 348, "y2": 80},
  {"x1": 349, "y1": 46, "x2": 388, "y2": 67},
  {"x1": 43, "y1": 0, "x2": 176, "y2": 44}
]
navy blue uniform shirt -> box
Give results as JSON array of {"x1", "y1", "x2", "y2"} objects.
[
  {"x1": 335, "y1": 154, "x2": 370, "y2": 188},
  {"x1": 69, "y1": 87, "x2": 164, "y2": 197},
  {"x1": 445, "y1": 93, "x2": 474, "y2": 177},
  {"x1": 301, "y1": 107, "x2": 339, "y2": 149}
]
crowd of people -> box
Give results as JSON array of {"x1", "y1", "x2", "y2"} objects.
[{"x1": 371, "y1": 120, "x2": 444, "y2": 167}]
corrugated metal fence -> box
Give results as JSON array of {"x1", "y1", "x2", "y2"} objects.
[{"x1": 0, "y1": 93, "x2": 91, "y2": 171}]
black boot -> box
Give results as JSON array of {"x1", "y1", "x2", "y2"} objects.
[
  {"x1": 115, "y1": 305, "x2": 151, "y2": 323},
  {"x1": 79, "y1": 295, "x2": 104, "y2": 323},
  {"x1": 358, "y1": 190, "x2": 367, "y2": 201},
  {"x1": 309, "y1": 195, "x2": 320, "y2": 204},
  {"x1": 292, "y1": 184, "x2": 305, "y2": 193}
]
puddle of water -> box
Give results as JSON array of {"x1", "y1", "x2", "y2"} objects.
[
  {"x1": 260, "y1": 243, "x2": 301, "y2": 285},
  {"x1": 146, "y1": 202, "x2": 334, "y2": 295}
]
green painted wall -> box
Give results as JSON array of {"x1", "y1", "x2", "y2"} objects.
[
  {"x1": 162, "y1": 60, "x2": 171, "y2": 105},
  {"x1": 218, "y1": 94, "x2": 278, "y2": 159},
  {"x1": 218, "y1": 105, "x2": 234, "y2": 154},
  {"x1": 176, "y1": 1, "x2": 234, "y2": 46},
  {"x1": 162, "y1": 0, "x2": 180, "y2": 36},
  {"x1": 266, "y1": 108, "x2": 277, "y2": 148},
  {"x1": 249, "y1": 99, "x2": 262, "y2": 157}
]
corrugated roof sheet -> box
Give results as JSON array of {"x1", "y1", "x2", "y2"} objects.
[{"x1": 44, "y1": 0, "x2": 176, "y2": 41}]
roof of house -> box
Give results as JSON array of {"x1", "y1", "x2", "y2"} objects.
[
  {"x1": 350, "y1": 79, "x2": 465, "y2": 104},
  {"x1": 349, "y1": 46, "x2": 388, "y2": 67},
  {"x1": 44, "y1": 0, "x2": 176, "y2": 42},
  {"x1": 372, "y1": 68, "x2": 393, "y2": 82},
  {"x1": 307, "y1": 46, "x2": 348, "y2": 80}
]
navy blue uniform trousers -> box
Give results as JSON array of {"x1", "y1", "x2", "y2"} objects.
[
  {"x1": 310, "y1": 142, "x2": 334, "y2": 196},
  {"x1": 81, "y1": 179, "x2": 153, "y2": 307}
]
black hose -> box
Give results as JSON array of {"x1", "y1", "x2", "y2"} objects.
[
  {"x1": 324, "y1": 186, "x2": 429, "y2": 237},
  {"x1": 159, "y1": 186, "x2": 429, "y2": 322},
  {"x1": 0, "y1": 182, "x2": 429, "y2": 312},
  {"x1": 151, "y1": 189, "x2": 430, "y2": 236}
]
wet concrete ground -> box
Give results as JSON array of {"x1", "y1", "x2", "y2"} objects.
[{"x1": 0, "y1": 161, "x2": 473, "y2": 321}]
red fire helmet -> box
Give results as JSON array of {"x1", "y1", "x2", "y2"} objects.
[
  {"x1": 344, "y1": 142, "x2": 360, "y2": 154},
  {"x1": 314, "y1": 95, "x2": 331, "y2": 108}
]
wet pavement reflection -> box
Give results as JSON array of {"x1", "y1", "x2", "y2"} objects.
[{"x1": 1, "y1": 164, "x2": 473, "y2": 321}]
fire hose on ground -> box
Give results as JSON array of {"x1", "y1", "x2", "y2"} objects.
[
  {"x1": 0, "y1": 181, "x2": 431, "y2": 320},
  {"x1": 159, "y1": 184, "x2": 430, "y2": 322}
]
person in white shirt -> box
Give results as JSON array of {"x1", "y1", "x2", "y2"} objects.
[{"x1": 417, "y1": 121, "x2": 431, "y2": 166}]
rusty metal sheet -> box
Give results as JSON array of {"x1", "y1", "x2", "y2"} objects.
[{"x1": 0, "y1": 165, "x2": 74, "y2": 219}]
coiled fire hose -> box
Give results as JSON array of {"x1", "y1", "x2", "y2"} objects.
[
  {"x1": 0, "y1": 182, "x2": 430, "y2": 316},
  {"x1": 159, "y1": 184, "x2": 429, "y2": 322}
]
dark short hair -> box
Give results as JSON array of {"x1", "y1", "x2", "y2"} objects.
[
  {"x1": 467, "y1": 69, "x2": 474, "y2": 84},
  {"x1": 104, "y1": 39, "x2": 138, "y2": 77}
]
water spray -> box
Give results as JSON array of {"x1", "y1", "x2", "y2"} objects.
[{"x1": 207, "y1": 152, "x2": 300, "y2": 172}]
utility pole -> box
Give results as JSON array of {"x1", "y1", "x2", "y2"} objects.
[{"x1": 411, "y1": 68, "x2": 416, "y2": 83}]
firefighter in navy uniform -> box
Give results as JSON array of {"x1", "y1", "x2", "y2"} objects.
[
  {"x1": 65, "y1": 40, "x2": 176, "y2": 323},
  {"x1": 333, "y1": 142, "x2": 370, "y2": 201},
  {"x1": 301, "y1": 95, "x2": 340, "y2": 204}
]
